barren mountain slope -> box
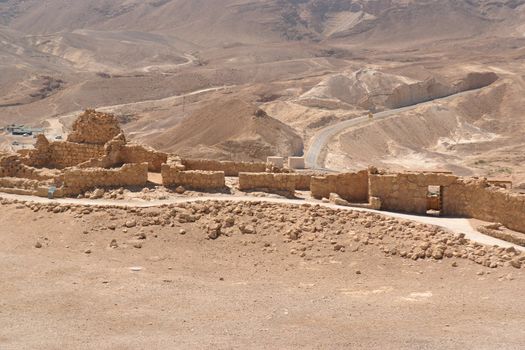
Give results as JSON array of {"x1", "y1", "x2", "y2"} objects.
[
  {"x1": 151, "y1": 98, "x2": 304, "y2": 161},
  {"x1": 1, "y1": 0, "x2": 525, "y2": 176},
  {"x1": 2, "y1": 0, "x2": 524, "y2": 43}
]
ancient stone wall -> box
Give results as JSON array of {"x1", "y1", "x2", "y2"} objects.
[
  {"x1": 24, "y1": 137, "x2": 105, "y2": 169},
  {"x1": 67, "y1": 109, "x2": 122, "y2": 145},
  {"x1": 368, "y1": 172, "x2": 457, "y2": 214},
  {"x1": 48, "y1": 142, "x2": 106, "y2": 168},
  {"x1": 294, "y1": 174, "x2": 312, "y2": 191},
  {"x1": 0, "y1": 177, "x2": 51, "y2": 197},
  {"x1": 443, "y1": 179, "x2": 525, "y2": 233},
  {"x1": 181, "y1": 158, "x2": 267, "y2": 176},
  {"x1": 120, "y1": 144, "x2": 168, "y2": 172},
  {"x1": 311, "y1": 170, "x2": 369, "y2": 202},
  {"x1": 238, "y1": 173, "x2": 297, "y2": 194},
  {"x1": 0, "y1": 155, "x2": 19, "y2": 177},
  {"x1": 1, "y1": 153, "x2": 62, "y2": 182},
  {"x1": 62, "y1": 163, "x2": 148, "y2": 195},
  {"x1": 161, "y1": 164, "x2": 225, "y2": 189}
]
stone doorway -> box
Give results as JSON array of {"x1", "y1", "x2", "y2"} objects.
[{"x1": 426, "y1": 185, "x2": 443, "y2": 216}]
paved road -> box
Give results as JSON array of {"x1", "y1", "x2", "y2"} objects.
[
  {"x1": 305, "y1": 89, "x2": 483, "y2": 170},
  {"x1": 1, "y1": 192, "x2": 522, "y2": 251}
]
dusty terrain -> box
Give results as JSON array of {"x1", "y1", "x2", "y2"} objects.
[
  {"x1": 1, "y1": 2, "x2": 525, "y2": 348},
  {"x1": 1, "y1": 198, "x2": 524, "y2": 349}
]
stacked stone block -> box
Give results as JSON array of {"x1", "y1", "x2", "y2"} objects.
[
  {"x1": 238, "y1": 172, "x2": 297, "y2": 194},
  {"x1": 311, "y1": 170, "x2": 369, "y2": 202},
  {"x1": 63, "y1": 163, "x2": 148, "y2": 195},
  {"x1": 161, "y1": 165, "x2": 225, "y2": 189},
  {"x1": 181, "y1": 158, "x2": 267, "y2": 176}
]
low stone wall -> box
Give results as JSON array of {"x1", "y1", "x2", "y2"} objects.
[
  {"x1": 62, "y1": 163, "x2": 148, "y2": 195},
  {"x1": 162, "y1": 165, "x2": 225, "y2": 189},
  {"x1": 443, "y1": 179, "x2": 525, "y2": 234},
  {"x1": 368, "y1": 172, "x2": 525, "y2": 234},
  {"x1": 24, "y1": 138, "x2": 106, "y2": 169},
  {"x1": 369, "y1": 172, "x2": 457, "y2": 214},
  {"x1": 0, "y1": 177, "x2": 51, "y2": 197},
  {"x1": 181, "y1": 159, "x2": 267, "y2": 176},
  {"x1": 120, "y1": 144, "x2": 168, "y2": 172},
  {"x1": 2, "y1": 154, "x2": 63, "y2": 183},
  {"x1": 311, "y1": 170, "x2": 369, "y2": 202},
  {"x1": 238, "y1": 173, "x2": 297, "y2": 194},
  {"x1": 49, "y1": 142, "x2": 106, "y2": 168},
  {"x1": 294, "y1": 173, "x2": 312, "y2": 191}
]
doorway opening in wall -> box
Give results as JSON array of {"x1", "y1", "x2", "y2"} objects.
[{"x1": 426, "y1": 185, "x2": 443, "y2": 216}]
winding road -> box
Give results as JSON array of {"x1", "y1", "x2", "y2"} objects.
[{"x1": 305, "y1": 88, "x2": 483, "y2": 170}]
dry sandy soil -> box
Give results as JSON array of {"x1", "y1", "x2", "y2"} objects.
[{"x1": 1, "y1": 199, "x2": 524, "y2": 349}]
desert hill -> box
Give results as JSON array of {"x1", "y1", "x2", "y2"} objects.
[
  {"x1": 1, "y1": 0, "x2": 525, "y2": 184},
  {"x1": 300, "y1": 69, "x2": 499, "y2": 112},
  {"x1": 150, "y1": 98, "x2": 304, "y2": 161},
  {"x1": 2, "y1": 0, "x2": 524, "y2": 44}
]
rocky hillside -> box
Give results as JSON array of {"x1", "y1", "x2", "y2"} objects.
[
  {"x1": 2, "y1": 0, "x2": 524, "y2": 44},
  {"x1": 150, "y1": 99, "x2": 304, "y2": 161},
  {"x1": 300, "y1": 69, "x2": 499, "y2": 112}
]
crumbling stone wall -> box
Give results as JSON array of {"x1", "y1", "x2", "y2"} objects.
[
  {"x1": 443, "y1": 178, "x2": 525, "y2": 233},
  {"x1": 1, "y1": 153, "x2": 62, "y2": 182},
  {"x1": 24, "y1": 136, "x2": 105, "y2": 169},
  {"x1": 161, "y1": 164, "x2": 225, "y2": 189},
  {"x1": 368, "y1": 172, "x2": 457, "y2": 214},
  {"x1": 120, "y1": 144, "x2": 168, "y2": 172},
  {"x1": 238, "y1": 173, "x2": 297, "y2": 194},
  {"x1": 181, "y1": 158, "x2": 267, "y2": 176},
  {"x1": 48, "y1": 142, "x2": 106, "y2": 168},
  {"x1": 0, "y1": 154, "x2": 19, "y2": 177},
  {"x1": 0, "y1": 177, "x2": 52, "y2": 197},
  {"x1": 67, "y1": 109, "x2": 122, "y2": 145},
  {"x1": 62, "y1": 163, "x2": 148, "y2": 195},
  {"x1": 294, "y1": 173, "x2": 312, "y2": 191},
  {"x1": 311, "y1": 170, "x2": 369, "y2": 202}
]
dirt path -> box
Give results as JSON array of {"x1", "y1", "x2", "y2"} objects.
[{"x1": 1, "y1": 192, "x2": 521, "y2": 251}]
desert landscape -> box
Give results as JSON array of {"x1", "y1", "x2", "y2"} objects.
[{"x1": 1, "y1": 1, "x2": 525, "y2": 349}]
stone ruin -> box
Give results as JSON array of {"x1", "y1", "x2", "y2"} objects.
[{"x1": 0, "y1": 109, "x2": 524, "y2": 239}]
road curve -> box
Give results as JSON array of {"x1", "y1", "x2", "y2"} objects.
[
  {"x1": 305, "y1": 89, "x2": 483, "y2": 170},
  {"x1": 0, "y1": 192, "x2": 521, "y2": 251}
]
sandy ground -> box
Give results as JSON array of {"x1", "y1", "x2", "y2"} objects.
[{"x1": 0, "y1": 201, "x2": 524, "y2": 349}]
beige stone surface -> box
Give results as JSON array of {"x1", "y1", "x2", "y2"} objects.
[
  {"x1": 162, "y1": 165, "x2": 225, "y2": 189},
  {"x1": 62, "y1": 163, "x2": 148, "y2": 195},
  {"x1": 181, "y1": 158, "x2": 267, "y2": 176},
  {"x1": 238, "y1": 172, "x2": 297, "y2": 194},
  {"x1": 288, "y1": 157, "x2": 305, "y2": 170},
  {"x1": 311, "y1": 170, "x2": 369, "y2": 202},
  {"x1": 67, "y1": 109, "x2": 122, "y2": 145},
  {"x1": 267, "y1": 156, "x2": 284, "y2": 168}
]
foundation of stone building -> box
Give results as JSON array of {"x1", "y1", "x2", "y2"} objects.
[{"x1": 1, "y1": 109, "x2": 525, "y2": 237}]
